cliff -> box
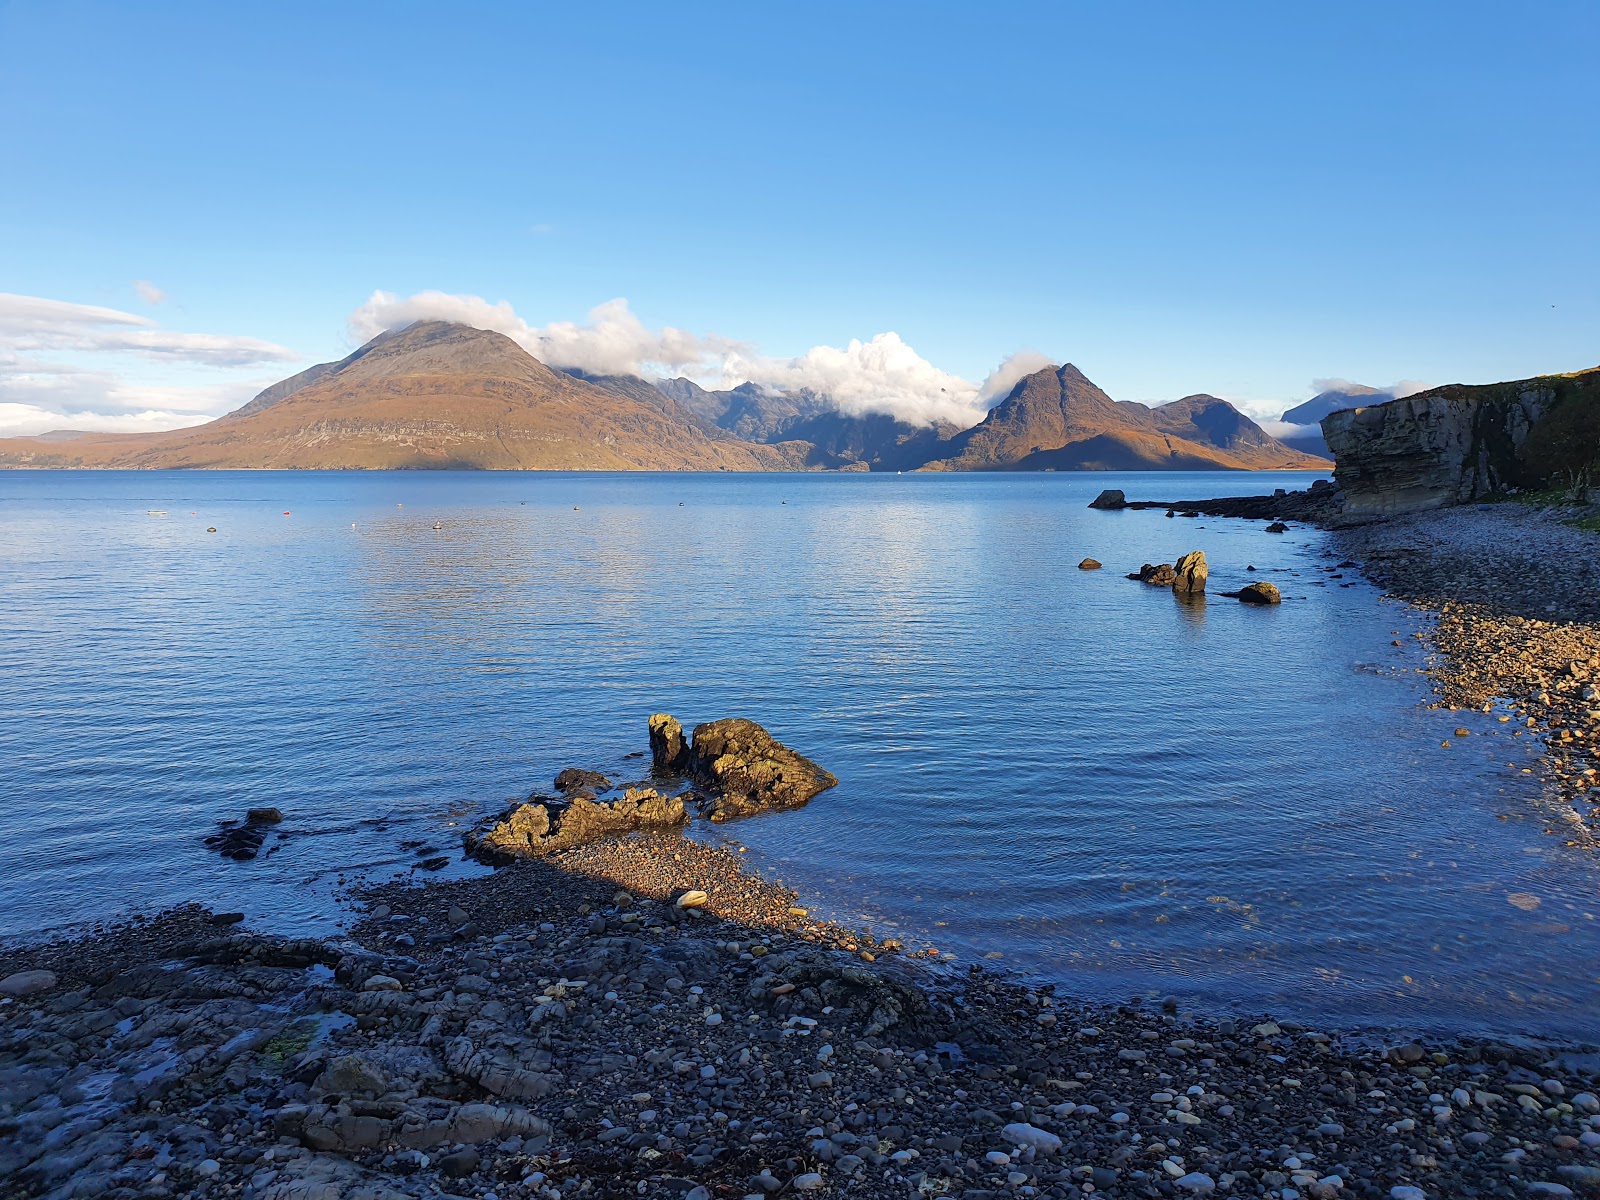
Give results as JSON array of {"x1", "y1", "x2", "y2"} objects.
[{"x1": 1322, "y1": 366, "x2": 1600, "y2": 515}]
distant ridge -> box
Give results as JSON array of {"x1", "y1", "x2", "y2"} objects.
[{"x1": 0, "y1": 323, "x2": 1327, "y2": 472}]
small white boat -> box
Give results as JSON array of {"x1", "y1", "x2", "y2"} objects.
[{"x1": 146, "y1": 509, "x2": 168, "y2": 516}]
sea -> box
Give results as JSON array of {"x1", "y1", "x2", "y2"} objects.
[{"x1": 2, "y1": 469, "x2": 1596, "y2": 1040}]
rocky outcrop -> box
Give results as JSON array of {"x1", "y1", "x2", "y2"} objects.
[
  {"x1": 1322, "y1": 367, "x2": 1599, "y2": 515},
  {"x1": 1088, "y1": 489, "x2": 1126, "y2": 509},
  {"x1": 1172, "y1": 550, "x2": 1207, "y2": 594},
  {"x1": 653, "y1": 716, "x2": 838, "y2": 821},
  {"x1": 466, "y1": 788, "x2": 687, "y2": 861},
  {"x1": 648, "y1": 713, "x2": 690, "y2": 772},
  {"x1": 1078, "y1": 557, "x2": 1103, "y2": 570}
]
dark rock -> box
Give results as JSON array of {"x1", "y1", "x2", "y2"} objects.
[
  {"x1": 554, "y1": 768, "x2": 611, "y2": 796},
  {"x1": 209, "y1": 912, "x2": 245, "y2": 926},
  {"x1": 204, "y1": 823, "x2": 267, "y2": 860},
  {"x1": 1265, "y1": 521, "x2": 1289, "y2": 533},
  {"x1": 1172, "y1": 549, "x2": 1207, "y2": 594},
  {"x1": 246, "y1": 807, "x2": 284, "y2": 823},
  {"x1": 649, "y1": 713, "x2": 691, "y2": 772},
  {"x1": 1088, "y1": 488, "x2": 1127, "y2": 510},
  {"x1": 438, "y1": 1147, "x2": 480, "y2": 1178},
  {"x1": 1131, "y1": 563, "x2": 1176, "y2": 586},
  {"x1": 686, "y1": 718, "x2": 839, "y2": 822}
]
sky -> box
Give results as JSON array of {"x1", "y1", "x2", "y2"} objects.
[{"x1": 1, "y1": 0, "x2": 1596, "y2": 436}]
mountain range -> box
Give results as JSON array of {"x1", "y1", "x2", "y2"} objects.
[
  {"x1": 0, "y1": 321, "x2": 1328, "y2": 472},
  {"x1": 1276, "y1": 383, "x2": 1399, "y2": 456}
]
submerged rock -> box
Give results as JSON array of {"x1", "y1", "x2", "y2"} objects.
[
  {"x1": 466, "y1": 787, "x2": 688, "y2": 860},
  {"x1": 1088, "y1": 488, "x2": 1127, "y2": 510},
  {"x1": 553, "y1": 768, "x2": 611, "y2": 796},
  {"x1": 1173, "y1": 549, "x2": 1207, "y2": 594}
]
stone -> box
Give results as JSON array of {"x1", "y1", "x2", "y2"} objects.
[
  {"x1": 1172, "y1": 549, "x2": 1207, "y2": 594},
  {"x1": 317, "y1": 1053, "x2": 389, "y2": 1096},
  {"x1": 247, "y1": 807, "x2": 285, "y2": 823},
  {"x1": 1238, "y1": 581, "x2": 1282, "y2": 605},
  {"x1": 439, "y1": 1147, "x2": 480, "y2": 1177},
  {"x1": 1078, "y1": 558, "x2": 1103, "y2": 570},
  {"x1": 1174, "y1": 1172, "x2": 1216, "y2": 1194},
  {"x1": 1265, "y1": 521, "x2": 1289, "y2": 533},
  {"x1": 0, "y1": 970, "x2": 56, "y2": 997},
  {"x1": 685, "y1": 718, "x2": 839, "y2": 821},
  {"x1": 1088, "y1": 489, "x2": 1127, "y2": 510},
  {"x1": 1132, "y1": 562, "x2": 1177, "y2": 586},
  {"x1": 1001, "y1": 1122, "x2": 1061, "y2": 1154},
  {"x1": 649, "y1": 713, "x2": 690, "y2": 772},
  {"x1": 553, "y1": 768, "x2": 611, "y2": 795},
  {"x1": 467, "y1": 786, "x2": 688, "y2": 860},
  {"x1": 675, "y1": 890, "x2": 710, "y2": 909},
  {"x1": 792, "y1": 1173, "x2": 825, "y2": 1191}
]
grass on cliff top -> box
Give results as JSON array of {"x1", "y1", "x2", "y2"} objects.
[{"x1": 1568, "y1": 514, "x2": 1600, "y2": 534}]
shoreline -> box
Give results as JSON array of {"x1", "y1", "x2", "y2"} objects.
[{"x1": 6, "y1": 499, "x2": 1600, "y2": 1198}]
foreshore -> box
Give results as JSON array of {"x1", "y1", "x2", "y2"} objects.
[{"x1": 5, "y1": 502, "x2": 1600, "y2": 1200}]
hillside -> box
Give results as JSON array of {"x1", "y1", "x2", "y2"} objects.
[
  {"x1": 0, "y1": 323, "x2": 806, "y2": 472},
  {"x1": 921, "y1": 366, "x2": 1327, "y2": 471}
]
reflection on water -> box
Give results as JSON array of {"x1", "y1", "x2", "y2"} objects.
[{"x1": 0, "y1": 469, "x2": 1595, "y2": 1038}]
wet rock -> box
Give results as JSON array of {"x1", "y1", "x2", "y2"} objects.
[
  {"x1": 685, "y1": 718, "x2": 839, "y2": 821},
  {"x1": 1173, "y1": 549, "x2": 1208, "y2": 594},
  {"x1": 1078, "y1": 557, "x2": 1103, "y2": 570},
  {"x1": 553, "y1": 768, "x2": 611, "y2": 795},
  {"x1": 1088, "y1": 488, "x2": 1127, "y2": 510},
  {"x1": 649, "y1": 712, "x2": 691, "y2": 772},
  {"x1": 1131, "y1": 562, "x2": 1177, "y2": 586},
  {"x1": 317, "y1": 1053, "x2": 389, "y2": 1097},
  {"x1": 247, "y1": 807, "x2": 285, "y2": 823},
  {"x1": 1266, "y1": 521, "x2": 1289, "y2": 533},
  {"x1": 1238, "y1": 581, "x2": 1282, "y2": 605}
]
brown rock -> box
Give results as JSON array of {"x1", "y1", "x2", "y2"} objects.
[
  {"x1": 687, "y1": 718, "x2": 838, "y2": 821},
  {"x1": 1078, "y1": 558, "x2": 1103, "y2": 570},
  {"x1": 1131, "y1": 562, "x2": 1177, "y2": 586},
  {"x1": 466, "y1": 787, "x2": 687, "y2": 860},
  {"x1": 1172, "y1": 549, "x2": 1207, "y2": 594},
  {"x1": 1238, "y1": 581, "x2": 1282, "y2": 605},
  {"x1": 553, "y1": 768, "x2": 611, "y2": 795},
  {"x1": 649, "y1": 712, "x2": 690, "y2": 772}
]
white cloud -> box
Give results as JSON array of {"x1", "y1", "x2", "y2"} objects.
[
  {"x1": 1308, "y1": 376, "x2": 1429, "y2": 400},
  {"x1": 0, "y1": 293, "x2": 301, "y2": 435},
  {"x1": 0, "y1": 293, "x2": 297, "y2": 365},
  {"x1": 134, "y1": 280, "x2": 166, "y2": 305},
  {"x1": 977, "y1": 351, "x2": 1056, "y2": 405},
  {"x1": 350, "y1": 290, "x2": 1001, "y2": 428}
]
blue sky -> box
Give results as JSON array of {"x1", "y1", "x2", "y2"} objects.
[{"x1": 1, "y1": 0, "x2": 1595, "y2": 434}]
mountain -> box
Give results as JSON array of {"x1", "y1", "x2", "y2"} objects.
[
  {"x1": 1276, "y1": 384, "x2": 1392, "y2": 457},
  {"x1": 921, "y1": 366, "x2": 1326, "y2": 471},
  {"x1": 0, "y1": 323, "x2": 807, "y2": 471},
  {"x1": 654, "y1": 376, "x2": 955, "y2": 471}
]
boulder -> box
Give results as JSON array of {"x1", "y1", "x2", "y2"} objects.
[
  {"x1": 553, "y1": 768, "x2": 611, "y2": 796},
  {"x1": 648, "y1": 713, "x2": 690, "y2": 772},
  {"x1": 1088, "y1": 489, "x2": 1127, "y2": 510},
  {"x1": 0, "y1": 970, "x2": 56, "y2": 997},
  {"x1": 1129, "y1": 562, "x2": 1176, "y2": 586},
  {"x1": 466, "y1": 787, "x2": 687, "y2": 860},
  {"x1": 1077, "y1": 558, "x2": 1103, "y2": 570},
  {"x1": 1238, "y1": 581, "x2": 1282, "y2": 605},
  {"x1": 1265, "y1": 521, "x2": 1289, "y2": 533},
  {"x1": 1172, "y1": 549, "x2": 1207, "y2": 594},
  {"x1": 686, "y1": 718, "x2": 838, "y2": 822}
]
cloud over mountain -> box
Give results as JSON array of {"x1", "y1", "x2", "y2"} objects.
[{"x1": 350, "y1": 290, "x2": 994, "y2": 429}]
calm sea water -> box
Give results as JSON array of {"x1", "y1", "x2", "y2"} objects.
[{"x1": 1, "y1": 469, "x2": 1595, "y2": 1038}]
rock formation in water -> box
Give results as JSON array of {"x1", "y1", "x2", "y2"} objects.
[
  {"x1": 1323, "y1": 366, "x2": 1600, "y2": 515},
  {"x1": 1172, "y1": 549, "x2": 1207, "y2": 594},
  {"x1": 650, "y1": 714, "x2": 838, "y2": 821}
]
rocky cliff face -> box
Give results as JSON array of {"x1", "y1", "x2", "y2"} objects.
[{"x1": 1323, "y1": 367, "x2": 1599, "y2": 515}]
